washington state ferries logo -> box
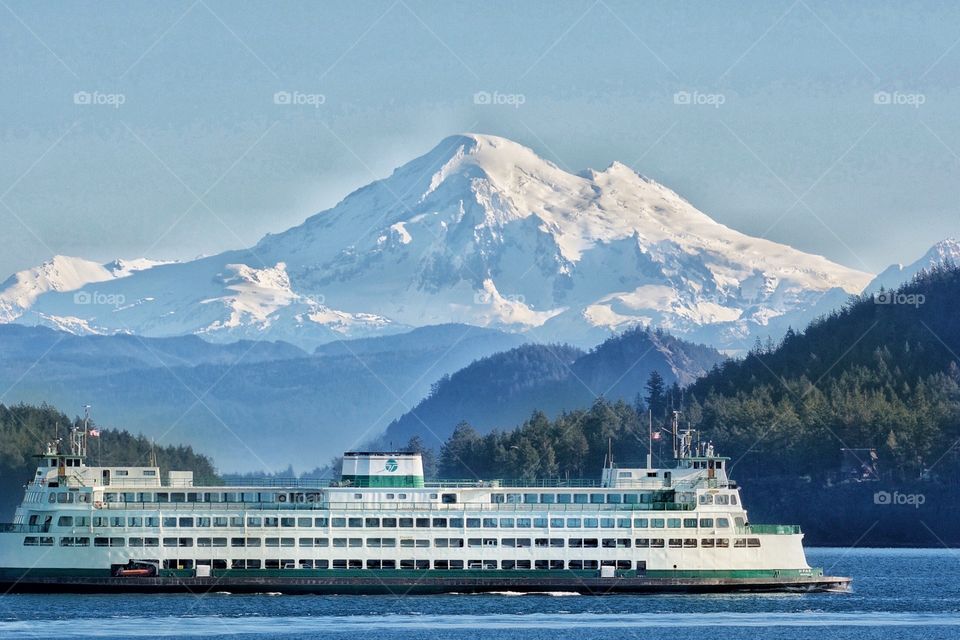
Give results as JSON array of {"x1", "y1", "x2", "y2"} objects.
[{"x1": 384, "y1": 459, "x2": 399, "y2": 472}]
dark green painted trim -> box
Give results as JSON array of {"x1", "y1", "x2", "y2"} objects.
[
  {"x1": 339, "y1": 475, "x2": 424, "y2": 488},
  {"x1": 646, "y1": 568, "x2": 823, "y2": 578}
]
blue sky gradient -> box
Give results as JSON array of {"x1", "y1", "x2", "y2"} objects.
[{"x1": 1, "y1": 0, "x2": 958, "y2": 276}]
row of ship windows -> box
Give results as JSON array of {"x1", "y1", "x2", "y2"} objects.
[
  {"x1": 49, "y1": 515, "x2": 738, "y2": 530},
  {"x1": 26, "y1": 536, "x2": 762, "y2": 549},
  {"x1": 487, "y1": 493, "x2": 735, "y2": 505},
  {"x1": 158, "y1": 560, "x2": 639, "y2": 571},
  {"x1": 38, "y1": 490, "x2": 739, "y2": 506},
  {"x1": 34, "y1": 493, "x2": 92, "y2": 504}
]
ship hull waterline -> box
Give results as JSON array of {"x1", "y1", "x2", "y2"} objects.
[{"x1": 0, "y1": 572, "x2": 851, "y2": 595}]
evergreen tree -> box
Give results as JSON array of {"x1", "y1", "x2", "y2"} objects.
[
  {"x1": 645, "y1": 371, "x2": 667, "y2": 419},
  {"x1": 438, "y1": 421, "x2": 480, "y2": 478},
  {"x1": 404, "y1": 435, "x2": 437, "y2": 479}
]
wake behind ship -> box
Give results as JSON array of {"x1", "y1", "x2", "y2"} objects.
[{"x1": 0, "y1": 420, "x2": 849, "y2": 594}]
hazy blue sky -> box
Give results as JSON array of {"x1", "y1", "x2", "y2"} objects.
[{"x1": 1, "y1": 0, "x2": 958, "y2": 277}]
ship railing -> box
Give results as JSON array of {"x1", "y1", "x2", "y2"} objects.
[
  {"x1": 0, "y1": 523, "x2": 51, "y2": 534},
  {"x1": 209, "y1": 478, "x2": 611, "y2": 489},
  {"x1": 62, "y1": 478, "x2": 194, "y2": 489},
  {"x1": 425, "y1": 479, "x2": 605, "y2": 489},
  {"x1": 107, "y1": 479, "x2": 194, "y2": 488},
  {"x1": 90, "y1": 500, "x2": 697, "y2": 512},
  {"x1": 88, "y1": 477, "x2": 725, "y2": 491},
  {"x1": 739, "y1": 524, "x2": 802, "y2": 535}
]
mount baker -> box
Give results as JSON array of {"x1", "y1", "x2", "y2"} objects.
[{"x1": 1, "y1": 133, "x2": 873, "y2": 351}]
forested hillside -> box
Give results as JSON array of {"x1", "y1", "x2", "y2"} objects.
[
  {"x1": 384, "y1": 327, "x2": 722, "y2": 447},
  {"x1": 686, "y1": 264, "x2": 960, "y2": 480},
  {"x1": 434, "y1": 266, "x2": 960, "y2": 485},
  {"x1": 0, "y1": 403, "x2": 218, "y2": 518}
]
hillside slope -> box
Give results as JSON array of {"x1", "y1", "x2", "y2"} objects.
[
  {"x1": 0, "y1": 402, "x2": 216, "y2": 519},
  {"x1": 384, "y1": 327, "x2": 723, "y2": 447},
  {"x1": 0, "y1": 324, "x2": 523, "y2": 471},
  {"x1": 686, "y1": 265, "x2": 960, "y2": 479}
]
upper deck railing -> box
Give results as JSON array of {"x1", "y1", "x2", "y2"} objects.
[
  {"x1": 210, "y1": 478, "x2": 611, "y2": 489},
  {"x1": 89, "y1": 500, "x2": 697, "y2": 512},
  {"x1": 91, "y1": 476, "x2": 722, "y2": 492}
]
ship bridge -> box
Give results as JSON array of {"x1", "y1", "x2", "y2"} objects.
[{"x1": 339, "y1": 452, "x2": 424, "y2": 488}]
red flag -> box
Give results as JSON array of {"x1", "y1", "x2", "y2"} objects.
[{"x1": 89, "y1": 429, "x2": 101, "y2": 437}]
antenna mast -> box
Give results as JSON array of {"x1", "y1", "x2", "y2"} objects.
[
  {"x1": 69, "y1": 406, "x2": 90, "y2": 458},
  {"x1": 672, "y1": 410, "x2": 680, "y2": 459},
  {"x1": 647, "y1": 410, "x2": 653, "y2": 469}
]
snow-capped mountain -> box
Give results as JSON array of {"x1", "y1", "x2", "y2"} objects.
[
  {"x1": 0, "y1": 255, "x2": 170, "y2": 325},
  {"x1": 17, "y1": 134, "x2": 872, "y2": 349},
  {"x1": 866, "y1": 238, "x2": 960, "y2": 294}
]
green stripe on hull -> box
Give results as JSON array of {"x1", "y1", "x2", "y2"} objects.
[
  {"x1": 338, "y1": 475, "x2": 424, "y2": 487},
  {"x1": 646, "y1": 568, "x2": 823, "y2": 579}
]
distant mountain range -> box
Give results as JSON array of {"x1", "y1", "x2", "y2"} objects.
[
  {"x1": 383, "y1": 326, "x2": 723, "y2": 448},
  {"x1": 1, "y1": 133, "x2": 874, "y2": 351},
  {"x1": 0, "y1": 132, "x2": 954, "y2": 472},
  {"x1": 0, "y1": 319, "x2": 724, "y2": 470},
  {"x1": 380, "y1": 238, "x2": 960, "y2": 452},
  {"x1": 0, "y1": 323, "x2": 523, "y2": 471},
  {"x1": 865, "y1": 238, "x2": 960, "y2": 294}
]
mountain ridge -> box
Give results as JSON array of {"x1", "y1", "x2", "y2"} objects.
[
  {"x1": 383, "y1": 326, "x2": 723, "y2": 447},
  {"x1": 10, "y1": 133, "x2": 871, "y2": 350},
  {"x1": 0, "y1": 322, "x2": 525, "y2": 471}
]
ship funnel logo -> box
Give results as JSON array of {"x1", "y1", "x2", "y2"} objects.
[{"x1": 385, "y1": 459, "x2": 399, "y2": 472}]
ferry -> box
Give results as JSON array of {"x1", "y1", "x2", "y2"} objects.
[{"x1": 0, "y1": 417, "x2": 850, "y2": 594}]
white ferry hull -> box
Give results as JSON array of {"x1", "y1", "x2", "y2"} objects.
[{"x1": 2, "y1": 444, "x2": 851, "y2": 594}]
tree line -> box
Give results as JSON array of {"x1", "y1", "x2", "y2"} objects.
[
  {"x1": 434, "y1": 266, "x2": 960, "y2": 483},
  {"x1": 0, "y1": 403, "x2": 218, "y2": 518}
]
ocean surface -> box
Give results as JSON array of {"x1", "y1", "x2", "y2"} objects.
[{"x1": 0, "y1": 549, "x2": 957, "y2": 639}]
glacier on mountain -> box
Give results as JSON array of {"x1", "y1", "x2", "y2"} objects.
[{"x1": 10, "y1": 134, "x2": 875, "y2": 350}]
